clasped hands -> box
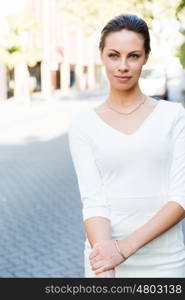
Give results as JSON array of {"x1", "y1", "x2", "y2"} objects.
[{"x1": 89, "y1": 239, "x2": 126, "y2": 275}]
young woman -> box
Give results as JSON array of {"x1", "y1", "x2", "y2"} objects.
[{"x1": 68, "y1": 14, "x2": 185, "y2": 278}]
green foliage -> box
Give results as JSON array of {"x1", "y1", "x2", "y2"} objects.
[
  {"x1": 59, "y1": 0, "x2": 154, "y2": 34},
  {"x1": 176, "y1": 42, "x2": 185, "y2": 68},
  {"x1": 175, "y1": 1, "x2": 185, "y2": 69},
  {"x1": 6, "y1": 14, "x2": 40, "y2": 33},
  {"x1": 0, "y1": 13, "x2": 41, "y2": 69},
  {"x1": 59, "y1": 0, "x2": 185, "y2": 35},
  {"x1": 176, "y1": 0, "x2": 185, "y2": 13},
  {"x1": 175, "y1": 0, "x2": 185, "y2": 24}
]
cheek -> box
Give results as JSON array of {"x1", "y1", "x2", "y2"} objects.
[
  {"x1": 131, "y1": 62, "x2": 144, "y2": 75},
  {"x1": 103, "y1": 58, "x2": 118, "y2": 71},
  {"x1": 104, "y1": 64, "x2": 117, "y2": 79}
]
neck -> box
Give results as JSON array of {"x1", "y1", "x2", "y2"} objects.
[{"x1": 107, "y1": 85, "x2": 145, "y2": 108}]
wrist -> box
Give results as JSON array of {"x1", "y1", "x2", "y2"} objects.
[
  {"x1": 119, "y1": 235, "x2": 140, "y2": 258},
  {"x1": 114, "y1": 240, "x2": 128, "y2": 261}
]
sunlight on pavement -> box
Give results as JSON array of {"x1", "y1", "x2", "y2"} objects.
[{"x1": 0, "y1": 100, "x2": 101, "y2": 144}]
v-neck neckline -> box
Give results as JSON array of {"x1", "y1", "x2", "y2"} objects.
[{"x1": 90, "y1": 99, "x2": 164, "y2": 137}]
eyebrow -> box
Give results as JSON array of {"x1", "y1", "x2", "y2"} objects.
[{"x1": 108, "y1": 49, "x2": 142, "y2": 53}]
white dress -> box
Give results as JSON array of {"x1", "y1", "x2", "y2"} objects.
[{"x1": 68, "y1": 99, "x2": 185, "y2": 278}]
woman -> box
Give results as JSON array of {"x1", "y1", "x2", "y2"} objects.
[{"x1": 68, "y1": 14, "x2": 185, "y2": 278}]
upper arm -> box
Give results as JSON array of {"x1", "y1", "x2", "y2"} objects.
[
  {"x1": 68, "y1": 117, "x2": 110, "y2": 222},
  {"x1": 168, "y1": 104, "x2": 185, "y2": 211}
]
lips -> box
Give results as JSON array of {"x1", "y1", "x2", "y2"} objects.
[
  {"x1": 115, "y1": 76, "x2": 132, "y2": 79},
  {"x1": 114, "y1": 75, "x2": 132, "y2": 82}
]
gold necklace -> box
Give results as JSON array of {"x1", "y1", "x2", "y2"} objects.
[{"x1": 106, "y1": 96, "x2": 147, "y2": 115}]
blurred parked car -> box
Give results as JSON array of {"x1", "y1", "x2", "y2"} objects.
[{"x1": 139, "y1": 65, "x2": 168, "y2": 100}]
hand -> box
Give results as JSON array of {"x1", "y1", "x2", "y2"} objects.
[
  {"x1": 89, "y1": 239, "x2": 125, "y2": 275},
  {"x1": 95, "y1": 269, "x2": 115, "y2": 278}
]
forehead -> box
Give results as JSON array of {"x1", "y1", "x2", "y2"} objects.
[{"x1": 104, "y1": 29, "x2": 144, "y2": 51}]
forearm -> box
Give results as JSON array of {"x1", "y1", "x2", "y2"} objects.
[
  {"x1": 119, "y1": 201, "x2": 185, "y2": 258},
  {"x1": 84, "y1": 216, "x2": 112, "y2": 248}
]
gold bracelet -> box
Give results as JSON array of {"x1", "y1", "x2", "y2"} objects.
[{"x1": 115, "y1": 240, "x2": 128, "y2": 261}]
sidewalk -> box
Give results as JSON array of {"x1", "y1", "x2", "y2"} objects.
[
  {"x1": 0, "y1": 92, "x2": 104, "y2": 278},
  {"x1": 0, "y1": 90, "x2": 105, "y2": 144}
]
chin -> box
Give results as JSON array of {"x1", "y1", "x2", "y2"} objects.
[{"x1": 112, "y1": 83, "x2": 135, "y2": 92}]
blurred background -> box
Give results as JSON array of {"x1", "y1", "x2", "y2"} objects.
[
  {"x1": 0, "y1": 0, "x2": 185, "y2": 103},
  {"x1": 0, "y1": 0, "x2": 185, "y2": 278}
]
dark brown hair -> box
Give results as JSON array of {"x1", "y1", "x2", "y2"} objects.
[{"x1": 99, "y1": 14, "x2": 151, "y2": 55}]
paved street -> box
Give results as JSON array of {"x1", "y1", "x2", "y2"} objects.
[
  {"x1": 0, "y1": 92, "x2": 184, "y2": 278},
  {"x1": 0, "y1": 93, "x2": 103, "y2": 278}
]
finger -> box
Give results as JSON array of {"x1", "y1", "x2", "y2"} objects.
[
  {"x1": 91, "y1": 260, "x2": 106, "y2": 271},
  {"x1": 95, "y1": 271, "x2": 110, "y2": 278},
  {"x1": 94, "y1": 265, "x2": 109, "y2": 275},
  {"x1": 89, "y1": 248, "x2": 99, "y2": 259},
  {"x1": 89, "y1": 248, "x2": 99, "y2": 260},
  {"x1": 94, "y1": 263, "x2": 113, "y2": 275},
  {"x1": 89, "y1": 255, "x2": 102, "y2": 266},
  {"x1": 96, "y1": 270, "x2": 115, "y2": 278}
]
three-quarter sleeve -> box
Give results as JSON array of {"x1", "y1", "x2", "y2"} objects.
[
  {"x1": 168, "y1": 104, "x2": 185, "y2": 210},
  {"x1": 68, "y1": 115, "x2": 110, "y2": 222}
]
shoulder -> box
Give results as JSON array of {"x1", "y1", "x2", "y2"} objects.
[
  {"x1": 166, "y1": 102, "x2": 185, "y2": 137},
  {"x1": 161, "y1": 100, "x2": 184, "y2": 118},
  {"x1": 68, "y1": 108, "x2": 94, "y2": 141},
  {"x1": 161, "y1": 99, "x2": 182, "y2": 109},
  {"x1": 167, "y1": 101, "x2": 185, "y2": 118},
  {"x1": 174, "y1": 102, "x2": 185, "y2": 128}
]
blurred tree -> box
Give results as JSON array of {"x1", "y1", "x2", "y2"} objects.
[
  {"x1": 0, "y1": 14, "x2": 41, "y2": 101},
  {"x1": 177, "y1": 42, "x2": 185, "y2": 68},
  {"x1": 176, "y1": 0, "x2": 185, "y2": 14},
  {"x1": 59, "y1": 0, "x2": 154, "y2": 34},
  {"x1": 176, "y1": 0, "x2": 185, "y2": 69},
  {"x1": 59, "y1": 0, "x2": 183, "y2": 34}
]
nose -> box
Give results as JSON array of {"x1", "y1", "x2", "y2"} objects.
[{"x1": 117, "y1": 58, "x2": 129, "y2": 72}]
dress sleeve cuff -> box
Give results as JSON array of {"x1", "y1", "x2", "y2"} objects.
[
  {"x1": 82, "y1": 206, "x2": 111, "y2": 222},
  {"x1": 167, "y1": 196, "x2": 185, "y2": 210}
]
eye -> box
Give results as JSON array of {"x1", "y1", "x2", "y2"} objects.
[
  {"x1": 108, "y1": 53, "x2": 119, "y2": 58},
  {"x1": 130, "y1": 54, "x2": 140, "y2": 58}
]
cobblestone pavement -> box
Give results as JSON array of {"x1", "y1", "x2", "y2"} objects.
[
  {"x1": 0, "y1": 94, "x2": 103, "y2": 278},
  {"x1": 0, "y1": 92, "x2": 184, "y2": 278}
]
